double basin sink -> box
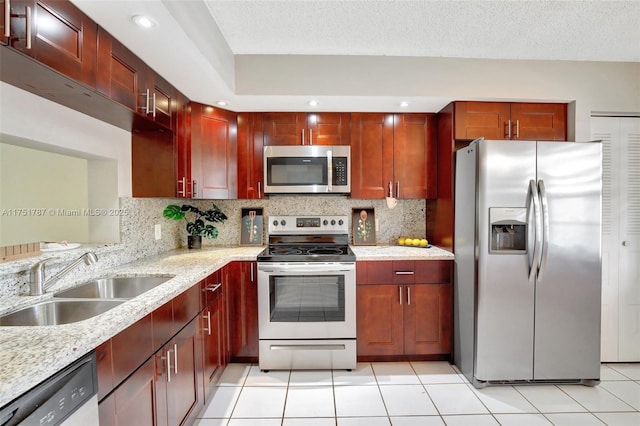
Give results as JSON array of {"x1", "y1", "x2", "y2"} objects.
[{"x1": 0, "y1": 276, "x2": 174, "y2": 327}]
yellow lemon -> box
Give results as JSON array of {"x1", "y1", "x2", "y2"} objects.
[
  {"x1": 420, "y1": 239, "x2": 428, "y2": 247},
  {"x1": 412, "y1": 239, "x2": 421, "y2": 247},
  {"x1": 404, "y1": 238, "x2": 413, "y2": 246},
  {"x1": 398, "y1": 237, "x2": 405, "y2": 246}
]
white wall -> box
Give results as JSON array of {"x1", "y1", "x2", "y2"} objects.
[{"x1": 0, "y1": 144, "x2": 89, "y2": 245}]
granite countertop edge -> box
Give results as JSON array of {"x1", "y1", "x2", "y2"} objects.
[{"x1": 0, "y1": 244, "x2": 453, "y2": 407}]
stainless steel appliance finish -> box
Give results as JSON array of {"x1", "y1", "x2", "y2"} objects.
[
  {"x1": 263, "y1": 145, "x2": 350, "y2": 194},
  {"x1": 454, "y1": 139, "x2": 602, "y2": 388},
  {"x1": 257, "y1": 215, "x2": 357, "y2": 370},
  {"x1": 0, "y1": 352, "x2": 99, "y2": 425}
]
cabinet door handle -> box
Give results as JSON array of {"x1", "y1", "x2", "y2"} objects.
[
  {"x1": 25, "y1": 5, "x2": 31, "y2": 49},
  {"x1": 395, "y1": 271, "x2": 414, "y2": 275},
  {"x1": 407, "y1": 286, "x2": 411, "y2": 305},
  {"x1": 250, "y1": 263, "x2": 254, "y2": 282},
  {"x1": 4, "y1": 0, "x2": 10, "y2": 37},
  {"x1": 203, "y1": 283, "x2": 221, "y2": 293},
  {"x1": 388, "y1": 181, "x2": 393, "y2": 198},
  {"x1": 309, "y1": 129, "x2": 313, "y2": 145},
  {"x1": 301, "y1": 129, "x2": 305, "y2": 145},
  {"x1": 515, "y1": 120, "x2": 519, "y2": 138},
  {"x1": 192, "y1": 180, "x2": 197, "y2": 198},
  {"x1": 396, "y1": 181, "x2": 400, "y2": 199},
  {"x1": 203, "y1": 311, "x2": 211, "y2": 335},
  {"x1": 173, "y1": 343, "x2": 178, "y2": 375},
  {"x1": 399, "y1": 286, "x2": 403, "y2": 305},
  {"x1": 622, "y1": 241, "x2": 630, "y2": 247},
  {"x1": 177, "y1": 177, "x2": 186, "y2": 197},
  {"x1": 165, "y1": 349, "x2": 172, "y2": 382},
  {"x1": 507, "y1": 120, "x2": 512, "y2": 139},
  {"x1": 151, "y1": 92, "x2": 157, "y2": 118},
  {"x1": 257, "y1": 181, "x2": 262, "y2": 199}
]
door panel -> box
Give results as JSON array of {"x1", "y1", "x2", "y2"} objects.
[
  {"x1": 595, "y1": 117, "x2": 640, "y2": 362},
  {"x1": 534, "y1": 141, "x2": 602, "y2": 379},
  {"x1": 475, "y1": 140, "x2": 537, "y2": 381}
]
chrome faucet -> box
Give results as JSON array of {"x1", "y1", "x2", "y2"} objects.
[{"x1": 30, "y1": 252, "x2": 98, "y2": 296}]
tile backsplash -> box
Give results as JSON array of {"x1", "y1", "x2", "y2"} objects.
[{"x1": 0, "y1": 196, "x2": 427, "y2": 298}]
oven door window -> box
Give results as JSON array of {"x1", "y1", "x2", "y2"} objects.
[
  {"x1": 269, "y1": 275, "x2": 345, "y2": 322},
  {"x1": 267, "y1": 157, "x2": 328, "y2": 186}
]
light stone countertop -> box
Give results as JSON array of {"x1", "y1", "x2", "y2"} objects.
[
  {"x1": 0, "y1": 244, "x2": 453, "y2": 407},
  {"x1": 351, "y1": 244, "x2": 454, "y2": 260}
]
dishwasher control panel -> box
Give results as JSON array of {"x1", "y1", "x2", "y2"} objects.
[{"x1": 0, "y1": 352, "x2": 97, "y2": 426}]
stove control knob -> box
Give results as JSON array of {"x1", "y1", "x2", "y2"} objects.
[
  {"x1": 280, "y1": 220, "x2": 286, "y2": 226},
  {"x1": 323, "y1": 220, "x2": 329, "y2": 226},
  {"x1": 273, "y1": 220, "x2": 279, "y2": 226},
  {"x1": 338, "y1": 219, "x2": 344, "y2": 226},
  {"x1": 331, "y1": 219, "x2": 336, "y2": 226}
]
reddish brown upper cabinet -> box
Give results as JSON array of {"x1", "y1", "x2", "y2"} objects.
[
  {"x1": 144, "y1": 71, "x2": 174, "y2": 129},
  {"x1": 175, "y1": 93, "x2": 192, "y2": 198},
  {"x1": 263, "y1": 112, "x2": 350, "y2": 146},
  {"x1": 356, "y1": 260, "x2": 452, "y2": 360},
  {"x1": 96, "y1": 27, "x2": 148, "y2": 114},
  {"x1": 190, "y1": 103, "x2": 238, "y2": 199},
  {"x1": 237, "y1": 112, "x2": 265, "y2": 199},
  {"x1": 454, "y1": 101, "x2": 567, "y2": 141},
  {"x1": 427, "y1": 101, "x2": 567, "y2": 251},
  {"x1": 3, "y1": 0, "x2": 97, "y2": 86},
  {"x1": 351, "y1": 113, "x2": 436, "y2": 199}
]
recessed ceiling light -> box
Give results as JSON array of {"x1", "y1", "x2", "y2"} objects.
[
  {"x1": 308, "y1": 100, "x2": 319, "y2": 107},
  {"x1": 132, "y1": 15, "x2": 157, "y2": 29},
  {"x1": 400, "y1": 101, "x2": 409, "y2": 108},
  {"x1": 216, "y1": 100, "x2": 229, "y2": 107}
]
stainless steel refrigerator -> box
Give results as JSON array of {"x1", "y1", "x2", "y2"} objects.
[{"x1": 454, "y1": 139, "x2": 602, "y2": 388}]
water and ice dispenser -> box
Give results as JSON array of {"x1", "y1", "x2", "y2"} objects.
[{"x1": 489, "y1": 208, "x2": 527, "y2": 254}]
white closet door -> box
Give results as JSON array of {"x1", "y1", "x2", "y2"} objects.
[{"x1": 592, "y1": 116, "x2": 640, "y2": 362}]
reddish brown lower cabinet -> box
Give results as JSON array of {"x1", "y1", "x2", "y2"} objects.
[
  {"x1": 97, "y1": 277, "x2": 224, "y2": 426},
  {"x1": 155, "y1": 317, "x2": 201, "y2": 426},
  {"x1": 200, "y1": 275, "x2": 224, "y2": 401},
  {"x1": 98, "y1": 357, "x2": 157, "y2": 426},
  {"x1": 226, "y1": 261, "x2": 259, "y2": 362},
  {"x1": 356, "y1": 260, "x2": 452, "y2": 360}
]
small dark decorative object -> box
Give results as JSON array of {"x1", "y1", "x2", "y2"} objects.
[
  {"x1": 163, "y1": 203, "x2": 228, "y2": 248},
  {"x1": 352, "y1": 208, "x2": 376, "y2": 245},
  {"x1": 240, "y1": 208, "x2": 263, "y2": 245}
]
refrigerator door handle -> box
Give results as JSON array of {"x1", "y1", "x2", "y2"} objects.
[
  {"x1": 528, "y1": 179, "x2": 542, "y2": 282},
  {"x1": 537, "y1": 180, "x2": 550, "y2": 280}
]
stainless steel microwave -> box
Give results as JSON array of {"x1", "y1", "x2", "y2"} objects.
[{"x1": 263, "y1": 145, "x2": 350, "y2": 194}]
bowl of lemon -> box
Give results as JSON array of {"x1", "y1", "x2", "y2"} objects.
[{"x1": 397, "y1": 237, "x2": 431, "y2": 248}]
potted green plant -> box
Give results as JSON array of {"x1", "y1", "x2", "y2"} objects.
[{"x1": 163, "y1": 203, "x2": 228, "y2": 249}]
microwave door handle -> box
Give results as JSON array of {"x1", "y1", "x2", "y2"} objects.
[{"x1": 327, "y1": 150, "x2": 333, "y2": 192}]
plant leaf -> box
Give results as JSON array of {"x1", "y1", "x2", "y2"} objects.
[{"x1": 163, "y1": 205, "x2": 185, "y2": 220}]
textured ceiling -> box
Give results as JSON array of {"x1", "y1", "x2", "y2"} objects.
[
  {"x1": 69, "y1": 0, "x2": 640, "y2": 112},
  {"x1": 205, "y1": 0, "x2": 640, "y2": 62}
]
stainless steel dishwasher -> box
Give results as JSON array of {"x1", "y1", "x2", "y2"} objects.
[{"x1": 0, "y1": 351, "x2": 99, "y2": 425}]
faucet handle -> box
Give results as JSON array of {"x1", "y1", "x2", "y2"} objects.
[{"x1": 29, "y1": 257, "x2": 55, "y2": 295}]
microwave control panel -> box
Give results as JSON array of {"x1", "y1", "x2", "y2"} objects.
[{"x1": 333, "y1": 157, "x2": 348, "y2": 185}]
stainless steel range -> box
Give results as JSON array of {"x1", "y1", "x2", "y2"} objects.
[{"x1": 257, "y1": 215, "x2": 356, "y2": 370}]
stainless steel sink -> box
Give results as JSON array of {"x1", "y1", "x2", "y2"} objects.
[
  {"x1": 53, "y1": 276, "x2": 174, "y2": 300},
  {"x1": 0, "y1": 299, "x2": 124, "y2": 326}
]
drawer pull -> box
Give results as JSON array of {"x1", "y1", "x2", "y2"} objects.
[{"x1": 395, "y1": 271, "x2": 414, "y2": 275}]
